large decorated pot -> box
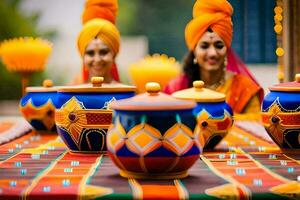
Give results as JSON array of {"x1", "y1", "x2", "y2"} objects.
[
  {"x1": 261, "y1": 74, "x2": 300, "y2": 149},
  {"x1": 55, "y1": 77, "x2": 136, "y2": 153},
  {"x1": 19, "y1": 79, "x2": 59, "y2": 133},
  {"x1": 172, "y1": 81, "x2": 233, "y2": 149},
  {"x1": 107, "y1": 82, "x2": 198, "y2": 179}
]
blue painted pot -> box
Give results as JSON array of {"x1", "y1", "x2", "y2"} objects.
[
  {"x1": 19, "y1": 80, "x2": 59, "y2": 133},
  {"x1": 107, "y1": 82, "x2": 198, "y2": 179},
  {"x1": 172, "y1": 81, "x2": 234, "y2": 149},
  {"x1": 261, "y1": 74, "x2": 300, "y2": 149},
  {"x1": 55, "y1": 77, "x2": 136, "y2": 153}
]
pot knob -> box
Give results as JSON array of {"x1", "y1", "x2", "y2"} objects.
[
  {"x1": 91, "y1": 76, "x2": 104, "y2": 87},
  {"x1": 296, "y1": 74, "x2": 300, "y2": 83},
  {"x1": 146, "y1": 82, "x2": 160, "y2": 95},
  {"x1": 193, "y1": 80, "x2": 204, "y2": 90},
  {"x1": 43, "y1": 79, "x2": 53, "y2": 88}
]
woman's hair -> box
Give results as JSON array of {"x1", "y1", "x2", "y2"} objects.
[
  {"x1": 183, "y1": 51, "x2": 199, "y2": 87},
  {"x1": 183, "y1": 28, "x2": 214, "y2": 87}
]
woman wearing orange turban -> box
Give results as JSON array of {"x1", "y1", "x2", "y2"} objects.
[
  {"x1": 164, "y1": 0, "x2": 264, "y2": 117},
  {"x1": 74, "y1": 0, "x2": 120, "y2": 84}
]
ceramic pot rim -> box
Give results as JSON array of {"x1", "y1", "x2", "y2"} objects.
[
  {"x1": 172, "y1": 81, "x2": 226, "y2": 102},
  {"x1": 26, "y1": 86, "x2": 60, "y2": 93},
  {"x1": 269, "y1": 74, "x2": 300, "y2": 92},
  {"x1": 57, "y1": 83, "x2": 136, "y2": 93}
]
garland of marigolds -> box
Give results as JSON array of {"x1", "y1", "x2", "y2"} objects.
[{"x1": 274, "y1": 0, "x2": 284, "y2": 83}]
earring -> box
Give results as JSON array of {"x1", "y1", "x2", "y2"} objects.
[
  {"x1": 193, "y1": 58, "x2": 198, "y2": 64},
  {"x1": 224, "y1": 56, "x2": 228, "y2": 67}
]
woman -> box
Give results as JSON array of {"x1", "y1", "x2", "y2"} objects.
[
  {"x1": 74, "y1": 0, "x2": 120, "y2": 84},
  {"x1": 164, "y1": 0, "x2": 263, "y2": 116}
]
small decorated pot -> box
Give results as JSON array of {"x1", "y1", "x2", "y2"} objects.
[
  {"x1": 19, "y1": 79, "x2": 58, "y2": 133},
  {"x1": 55, "y1": 77, "x2": 136, "y2": 153},
  {"x1": 107, "y1": 82, "x2": 198, "y2": 179},
  {"x1": 261, "y1": 74, "x2": 300, "y2": 149},
  {"x1": 172, "y1": 81, "x2": 234, "y2": 149}
]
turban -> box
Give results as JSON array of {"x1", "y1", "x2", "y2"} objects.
[
  {"x1": 77, "y1": 19, "x2": 120, "y2": 57},
  {"x1": 82, "y1": 0, "x2": 118, "y2": 24},
  {"x1": 77, "y1": 0, "x2": 120, "y2": 57},
  {"x1": 185, "y1": 0, "x2": 233, "y2": 50}
]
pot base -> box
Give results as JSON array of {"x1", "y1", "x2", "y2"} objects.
[
  {"x1": 69, "y1": 150, "x2": 107, "y2": 154},
  {"x1": 119, "y1": 169, "x2": 188, "y2": 179},
  {"x1": 34, "y1": 130, "x2": 57, "y2": 134}
]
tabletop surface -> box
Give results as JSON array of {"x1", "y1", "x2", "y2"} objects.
[{"x1": 0, "y1": 118, "x2": 299, "y2": 200}]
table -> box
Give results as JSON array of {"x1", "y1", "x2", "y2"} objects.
[{"x1": 0, "y1": 118, "x2": 299, "y2": 200}]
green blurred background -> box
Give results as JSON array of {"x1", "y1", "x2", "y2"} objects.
[{"x1": 0, "y1": 0, "x2": 56, "y2": 100}]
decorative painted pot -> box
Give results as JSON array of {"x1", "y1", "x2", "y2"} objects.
[
  {"x1": 172, "y1": 81, "x2": 234, "y2": 149},
  {"x1": 107, "y1": 82, "x2": 198, "y2": 179},
  {"x1": 19, "y1": 80, "x2": 58, "y2": 133},
  {"x1": 55, "y1": 77, "x2": 136, "y2": 153},
  {"x1": 261, "y1": 74, "x2": 300, "y2": 149}
]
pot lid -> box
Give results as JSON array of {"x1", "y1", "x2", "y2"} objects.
[
  {"x1": 269, "y1": 74, "x2": 300, "y2": 92},
  {"x1": 58, "y1": 77, "x2": 136, "y2": 93},
  {"x1": 172, "y1": 80, "x2": 226, "y2": 102},
  {"x1": 26, "y1": 79, "x2": 58, "y2": 92},
  {"x1": 109, "y1": 82, "x2": 196, "y2": 111}
]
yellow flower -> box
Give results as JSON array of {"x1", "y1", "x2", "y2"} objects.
[
  {"x1": 129, "y1": 54, "x2": 180, "y2": 93},
  {"x1": 0, "y1": 37, "x2": 52, "y2": 73}
]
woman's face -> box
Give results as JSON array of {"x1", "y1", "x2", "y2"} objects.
[
  {"x1": 83, "y1": 38, "x2": 115, "y2": 79},
  {"x1": 194, "y1": 31, "x2": 227, "y2": 72}
]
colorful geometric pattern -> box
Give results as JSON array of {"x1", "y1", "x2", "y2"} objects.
[
  {"x1": 106, "y1": 118, "x2": 126, "y2": 154},
  {"x1": 108, "y1": 117, "x2": 195, "y2": 157},
  {"x1": 55, "y1": 97, "x2": 114, "y2": 152},
  {"x1": 194, "y1": 109, "x2": 233, "y2": 149},
  {"x1": 163, "y1": 123, "x2": 194, "y2": 156},
  {"x1": 107, "y1": 116, "x2": 198, "y2": 177},
  {"x1": 126, "y1": 122, "x2": 162, "y2": 156},
  {"x1": 19, "y1": 99, "x2": 56, "y2": 131},
  {"x1": 262, "y1": 101, "x2": 300, "y2": 148},
  {"x1": 0, "y1": 119, "x2": 299, "y2": 199}
]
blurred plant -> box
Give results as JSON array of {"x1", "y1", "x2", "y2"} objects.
[
  {"x1": 118, "y1": 0, "x2": 194, "y2": 60},
  {"x1": 128, "y1": 0, "x2": 194, "y2": 60},
  {"x1": 0, "y1": 0, "x2": 56, "y2": 100},
  {"x1": 118, "y1": 0, "x2": 140, "y2": 35}
]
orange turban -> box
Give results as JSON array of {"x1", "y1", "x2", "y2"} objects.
[
  {"x1": 77, "y1": 0, "x2": 120, "y2": 57},
  {"x1": 82, "y1": 0, "x2": 118, "y2": 24},
  {"x1": 185, "y1": 0, "x2": 233, "y2": 50}
]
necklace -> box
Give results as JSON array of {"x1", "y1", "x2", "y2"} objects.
[{"x1": 205, "y1": 77, "x2": 225, "y2": 90}]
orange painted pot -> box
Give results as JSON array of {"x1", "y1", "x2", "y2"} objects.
[
  {"x1": 19, "y1": 80, "x2": 59, "y2": 133},
  {"x1": 261, "y1": 74, "x2": 300, "y2": 149},
  {"x1": 55, "y1": 77, "x2": 136, "y2": 153},
  {"x1": 107, "y1": 82, "x2": 198, "y2": 179},
  {"x1": 172, "y1": 81, "x2": 233, "y2": 150}
]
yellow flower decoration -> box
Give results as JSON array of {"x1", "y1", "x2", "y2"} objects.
[
  {"x1": 129, "y1": 54, "x2": 180, "y2": 93},
  {"x1": 0, "y1": 37, "x2": 52, "y2": 73}
]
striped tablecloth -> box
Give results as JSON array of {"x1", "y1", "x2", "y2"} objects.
[{"x1": 0, "y1": 119, "x2": 299, "y2": 200}]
